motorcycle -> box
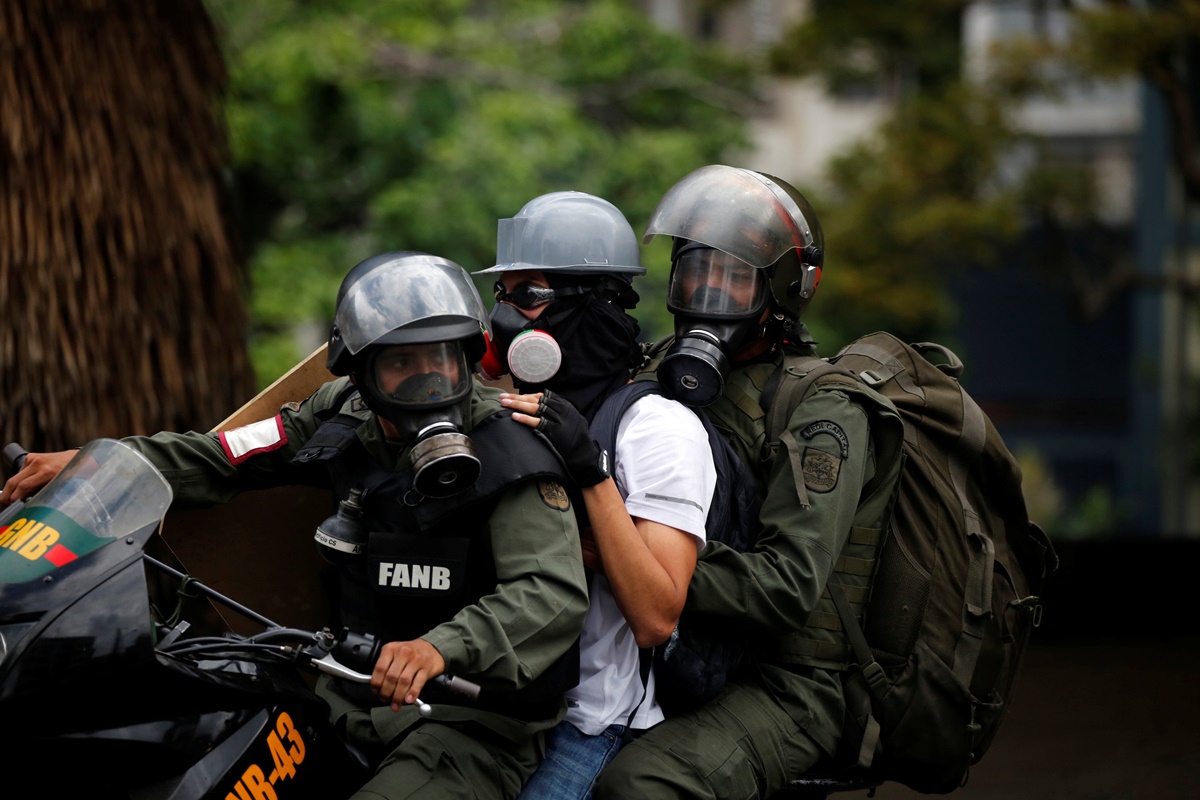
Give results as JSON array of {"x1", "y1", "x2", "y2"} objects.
[{"x1": 0, "y1": 438, "x2": 478, "y2": 800}]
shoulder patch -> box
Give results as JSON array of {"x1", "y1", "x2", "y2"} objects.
[
  {"x1": 537, "y1": 480, "x2": 571, "y2": 512},
  {"x1": 219, "y1": 416, "x2": 287, "y2": 465},
  {"x1": 802, "y1": 447, "x2": 841, "y2": 493},
  {"x1": 799, "y1": 419, "x2": 850, "y2": 458},
  {"x1": 279, "y1": 400, "x2": 302, "y2": 414},
  {"x1": 350, "y1": 395, "x2": 369, "y2": 413}
]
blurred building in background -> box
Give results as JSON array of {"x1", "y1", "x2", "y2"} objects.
[{"x1": 640, "y1": 0, "x2": 1200, "y2": 537}]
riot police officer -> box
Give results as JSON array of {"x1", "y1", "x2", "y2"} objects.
[
  {"x1": 2, "y1": 252, "x2": 589, "y2": 800},
  {"x1": 592, "y1": 166, "x2": 904, "y2": 800}
]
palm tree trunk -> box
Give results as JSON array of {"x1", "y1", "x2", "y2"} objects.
[{"x1": 1, "y1": 0, "x2": 255, "y2": 452}]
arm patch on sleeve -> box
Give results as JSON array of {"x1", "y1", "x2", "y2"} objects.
[
  {"x1": 800, "y1": 419, "x2": 848, "y2": 493},
  {"x1": 799, "y1": 420, "x2": 850, "y2": 458},
  {"x1": 538, "y1": 480, "x2": 571, "y2": 511},
  {"x1": 802, "y1": 447, "x2": 841, "y2": 493},
  {"x1": 219, "y1": 416, "x2": 288, "y2": 464}
]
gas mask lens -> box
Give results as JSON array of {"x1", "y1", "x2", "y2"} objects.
[
  {"x1": 371, "y1": 342, "x2": 470, "y2": 408},
  {"x1": 667, "y1": 247, "x2": 766, "y2": 317},
  {"x1": 367, "y1": 342, "x2": 479, "y2": 498},
  {"x1": 659, "y1": 246, "x2": 768, "y2": 408}
]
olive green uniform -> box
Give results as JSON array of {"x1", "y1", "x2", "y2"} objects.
[
  {"x1": 124, "y1": 379, "x2": 589, "y2": 800},
  {"x1": 594, "y1": 332, "x2": 902, "y2": 800}
]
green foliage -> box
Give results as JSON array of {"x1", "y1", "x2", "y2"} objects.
[
  {"x1": 1054, "y1": 484, "x2": 1121, "y2": 540},
  {"x1": 773, "y1": 1, "x2": 1184, "y2": 531},
  {"x1": 206, "y1": 0, "x2": 752, "y2": 384},
  {"x1": 808, "y1": 81, "x2": 1025, "y2": 347},
  {"x1": 768, "y1": 0, "x2": 1131, "y2": 349},
  {"x1": 770, "y1": 0, "x2": 968, "y2": 93},
  {"x1": 1016, "y1": 448, "x2": 1121, "y2": 539},
  {"x1": 1062, "y1": 1, "x2": 1200, "y2": 81}
]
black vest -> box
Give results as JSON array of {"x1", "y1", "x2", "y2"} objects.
[{"x1": 293, "y1": 404, "x2": 579, "y2": 717}]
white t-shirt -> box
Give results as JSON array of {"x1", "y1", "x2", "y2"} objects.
[{"x1": 563, "y1": 392, "x2": 717, "y2": 735}]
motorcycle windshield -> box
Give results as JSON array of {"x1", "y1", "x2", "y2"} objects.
[{"x1": 0, "y1": 440, "x2": 172, "y2": 583}]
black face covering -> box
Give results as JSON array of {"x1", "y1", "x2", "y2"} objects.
[{"x1": 517, "y1": 289, "x2": 642, "y2": 421}]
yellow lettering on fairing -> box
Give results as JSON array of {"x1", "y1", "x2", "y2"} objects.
[
  {"x1": 2, "y1": 519, "x2": 38, "y2": 551},
  {"x1": 17, "y1": 526, "x2": 59, "y2": 560},
  {"x1": 0, "y1": 518, "x2": 27, "y2": 547},
  {"x1": 226, "y1": 712, "x2": 308, "y2": 798}
]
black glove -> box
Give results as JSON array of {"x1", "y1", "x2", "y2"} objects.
[{"x1": 533, "y1": 390, "x2": 611, "y2": 487}]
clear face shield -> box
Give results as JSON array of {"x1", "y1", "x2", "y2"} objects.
[
  {"x1": 334, "y1": 256, "x2": 491, "y2": 361},
  {"x1": 654, "y1": 243, "x2": 771, "y2": 408},
  {"x1": 333, "y1": 257, "x2": 490, "y2": 499},
  {"x1": 667, "y1": 246, "x2": 769, "y2": 319},
  {"x1": 643, "y1": 165, "x2": 816, "y2": 268},
  {"x1": 646, "y1": 165, "x2": 821, "y2": 408}
]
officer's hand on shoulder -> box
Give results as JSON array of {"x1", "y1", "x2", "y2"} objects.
[{"x1": 500, "y1": 390, "x2": 610, "y2": 487}]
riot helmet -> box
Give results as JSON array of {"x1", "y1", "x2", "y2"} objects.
[
  {"x1": 328, "y1": 252, "x2": 490, "y2": 497},
  {"x1": 644, "y1": 165, "x2": 825, "y2": 407},
  {"x1": 645, "y1": 165, "x2": 825, "y2": 320},
  {"x1": 327, "y1": 251, "x2": 423, "y2": 376},
  {"x1": 473, "y1": 193, "x2": 645, "y2": 419}
]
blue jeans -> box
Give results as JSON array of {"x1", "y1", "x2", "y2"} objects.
[{"x1": 518, "y1": 721, "x2": 629, "y2": 800}]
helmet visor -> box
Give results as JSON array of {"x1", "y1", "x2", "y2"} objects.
[
  {"x1": 667, "y1": 247, "x2": 768, "y2": 318},
  {"x1": 368, "y1": 342, "x2": 472, "y2": 409},
  {"x1": 643, "y1": 165, "x2": 818, "y2": 267},
  {"x1": 335, "y1": 255, "x2": 490, "y2": 356}
]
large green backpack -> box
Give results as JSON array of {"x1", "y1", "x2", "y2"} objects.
[{"x1": 763, "y1": 331, "x2": 1058, "y2": 794}]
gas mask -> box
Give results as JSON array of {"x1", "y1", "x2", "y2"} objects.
[
  {"x1": 481, "y1": 280, "x2": 595, "y2": 386},
  {"x1": 484, "y1": 278, "x2": 644, "y2": 421},
  {"x1": 357, "y1": 342, "x2": 481, "y2": 498},
  {"x1": 659, "y1": 244, "x2": 770, "y2": 408},
  {"x1": 482, "y1": 301, "x2": 563, "y2": 384}
]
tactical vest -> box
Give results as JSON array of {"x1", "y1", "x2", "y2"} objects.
[
  {"x1": 698, "y1": 357, "x2": 904, "y2": 672},
  {"x1": 293, "y1": 399, "x2": 578, "y2": 717}
]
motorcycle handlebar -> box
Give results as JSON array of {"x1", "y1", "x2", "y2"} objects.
[
  {"x1": 266, "y1": 626, "x2": 483, "y2": 701},
  {"x1": 144, "y1": 557, "x2": 484, "y2": 705},
  {"x1": 310, "y1": 650, "x2": 481, "y2": 700}
]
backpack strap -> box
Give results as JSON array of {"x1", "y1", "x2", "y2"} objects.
[
  {"x1": 622, "y1": 645, "x2": 655, "y2": 741},
  {"x1": 590, "y1": 381, "x2": 665, "y2": 462},
  {"x1": 829, "y1": 579, "x2": 884, "y2": 769},
  {"x1": 949, "y1": 389, "x2": 993, "y2": 689},
  {"x1": 589, "y1": 380, "x2": 665, "y2": 726}
]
